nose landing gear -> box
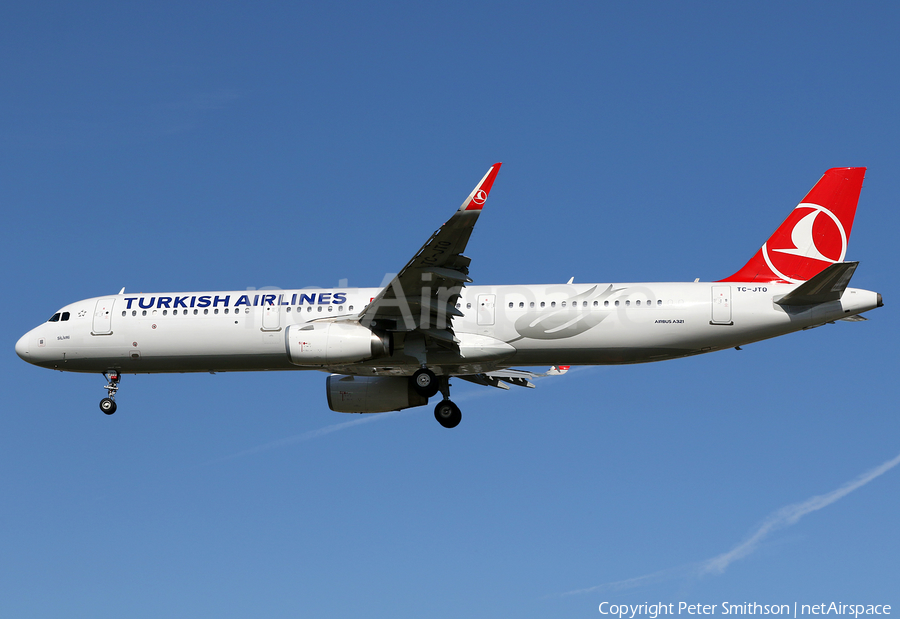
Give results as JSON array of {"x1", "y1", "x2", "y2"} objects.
[{"x1": 99, "y1": 371, "x2": 120, "y2": 415}]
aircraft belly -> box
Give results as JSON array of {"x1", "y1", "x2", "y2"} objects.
[{"x1": 50, "y1": 354, "x2": 298, "y2": 373}]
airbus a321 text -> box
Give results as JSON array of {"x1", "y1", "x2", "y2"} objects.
[{"x1": 16, "y1": 164, "x2": 882, "y2": 427}]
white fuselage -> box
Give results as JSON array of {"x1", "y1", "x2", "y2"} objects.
[{"x1": 15, "y1": 281, "x2": 881, "y2": 376}]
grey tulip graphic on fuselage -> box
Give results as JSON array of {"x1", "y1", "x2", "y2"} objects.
[{"x1": 510, "y1": 284, "x2": 625, "y2": 341}]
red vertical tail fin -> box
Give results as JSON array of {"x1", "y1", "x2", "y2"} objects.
[{"x1": 719, "y1": 167, "x2": 866, "y2": 284}]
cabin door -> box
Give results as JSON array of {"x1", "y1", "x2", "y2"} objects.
[
  {"x1": 92, "y1": 298, "x2": 115, "y2": 335},
  {"x1": 711, "y1": 286, "x2": 733, "y2": 325}
]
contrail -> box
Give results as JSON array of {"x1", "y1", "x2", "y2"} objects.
[
  {"x1": 700, "y1": 449, "x2": 900, "y2": 575},
  {"x1": 563, "y1": 564, "x2": 698, "y2": 596},
  {"x1": 203, "y1": 411, "x2": 405, "y2": 465},
  {"x1": 563, "y1": 450, "x2": 900, "y2": 595},
  {"x1": 205, "y1": 365, "x2": 597, "y2": 464}
]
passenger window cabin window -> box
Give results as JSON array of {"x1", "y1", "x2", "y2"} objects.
[
  {"x1": 142, "y1": 310, "x2": 147, "y2": 316},
  {"x1": 163, "y1": 310, "x2": 168, "y2": 316},
  {"x1": 508, "y1": 302, "x2": 513, "y2": 308},
  {"x1": 604, "y1": 301, "x2": 609, "y2": 307},
  {"x1": 214, "y1": 308, "x2": 219, "y2": 314},
  {"x1": 349, "y1": 305, "x2": 354, "y2": 311},
  {"x1": 317, "y1": 306, "x2": 323, "y2": 312},
  {"x1": 551, "y1": 302, "x2": 556, "y2": 308},
  {"x1": 285, "y1": 307, "x2": 290, "y2": 313},
  {"x1": 307, "y1": 307, "x2": 312, "y2": 312},
  {"x1": 467, "y1": 303, "x2": 472, "y2": 309},
  {"x1": 615, "y1": 300, "x2": 619, "y2": 307},
  {"x1": 225, "y1": 308, "x2": 229, "y2": 314},
  {"x1": 626, "y1": 300, "x2": 630, "y2": 306},
  {"x1": 657, "y1": 299, "x2": 662, "y2": 306},
  {"x1": 530, "y1": 302, "x2": 534, "y2": 308},
  {"x1": 636, "y1": 300, "x2": 641, "y2": 306},
  {"x1": 132, "y1": 310, "x2": 137, "y2": 316},
  {"x1": 328, "y1": 306, "x2": 333, "y2": 312},
  {"x1": 561, "y1": 301, "x2": 566, "y2": 307},
  {"x1": 122, "y1": 311, "x2": 126, "y2": 317},
  {"x1": 194, "y1": 309, "x2": 198, "y2": 315},
  {"x1": 593, "y1": 301, "x2": 598, "y2": 307},
  {"x1": 540, "y1": 302, "x2": 545, "y2": 308},
  {"x1": 519, "y1": 302, "x2": 524, "y2": 308}
]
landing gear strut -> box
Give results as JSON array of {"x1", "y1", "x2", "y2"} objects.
[
  {"x1": 433, "y1": 375, "x2": 461, "y2": 429},
  {"x1": 410, "y1": 370, "x2": 462, "y2": 428},
  {"x1": 100, "y1": 371, "x2": 120, "y2": 415}
]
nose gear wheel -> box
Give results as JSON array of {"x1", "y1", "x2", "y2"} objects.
[{"x1": 100, "y1": 371, "x2": 120, "y2": 415}]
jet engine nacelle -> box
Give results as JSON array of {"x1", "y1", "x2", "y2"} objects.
[
  {"x1": 326, "y1": 374, "x2": 428, "y2": 413},
  {"x1": 287, "y1": 322, "x2": 391, "y2": 365}
]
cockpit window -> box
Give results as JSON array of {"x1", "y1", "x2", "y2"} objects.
[
  {"x1": 61, "y1": 312, "x2": 70, "y2": 321},
  {"x1": 48, "y1": 313, "x2": 61, "y2": 322}
]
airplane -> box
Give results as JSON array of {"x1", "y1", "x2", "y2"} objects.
[{"x1": 16, "y1": 164, "x2": 882, "y2": 428}]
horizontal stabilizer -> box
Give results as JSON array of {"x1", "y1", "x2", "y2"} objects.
[
  {"x1": 545, "y1": 365, "x2": 570, "y2": 376},
  {"x1": 840, "y1": 314, "x2": 868, "y2": 322},
  {"x1": 775, "y1": 261, "x2": 858, "y2": 306}
]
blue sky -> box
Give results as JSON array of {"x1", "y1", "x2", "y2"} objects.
[{"x1": 2, "y1": 2, "x2": 899, "y2": 617}]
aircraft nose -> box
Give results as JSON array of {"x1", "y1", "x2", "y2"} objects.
[{"x1": 15, "y1": 333, "x2": 30, "y2": 361}]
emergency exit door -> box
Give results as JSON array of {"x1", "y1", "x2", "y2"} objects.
[
  {"x1": 477, "y1": 294, "x2": 496, "y2": 326},
  {"x1": 262, "y1": 303, "x2": 281, "y2": 331}
]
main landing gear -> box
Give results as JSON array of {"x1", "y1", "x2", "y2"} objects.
[
  {"x1": 434, "y1": 399, "x2": 461, "y2": 429},
  {"x1": 411, "y1": 370, "x2": 461, "y2": 429},
  {"x1": 99, "y1": 371, "x2": 120, "y2": 415},
  {"x1": 411, "y1": 368, "x2": 440, "y2": 398}
]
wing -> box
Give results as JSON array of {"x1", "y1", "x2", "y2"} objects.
[
  {"x1": 457, "y1": 366, "x2": 571, "y2": 389},
  {"x1": 359, "y1": 163, "x2": 502, "y2": 350}
]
